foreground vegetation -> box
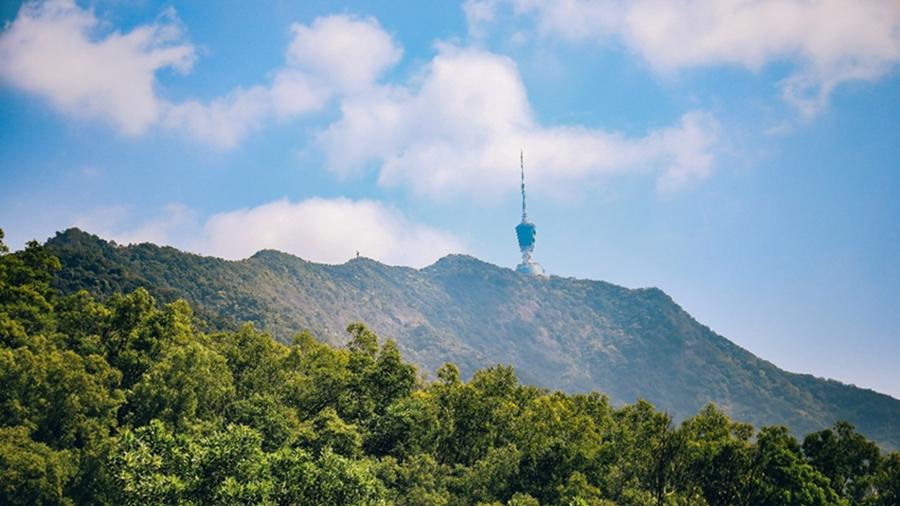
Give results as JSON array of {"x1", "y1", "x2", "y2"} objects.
[{"x1": 1, "y1": 230, "x2": 898, "y2": 505}]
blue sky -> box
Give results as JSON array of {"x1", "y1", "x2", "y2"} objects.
[{"x1": 1, "y1": 0, "x2": 898, "y2": 398}]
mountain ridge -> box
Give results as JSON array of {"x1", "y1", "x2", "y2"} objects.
[{"x1": 44, "y1": 228, "x2": 900, "y2": 449}]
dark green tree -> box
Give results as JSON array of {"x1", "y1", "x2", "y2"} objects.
[
  {"x1": 0, "y1": 426, "x2": 77, "y2": 506},
  {"x1": 803, "y1": 421, "x2": 881, "y2": 502},
  {"x1": 748, "y1": 426, "x2": 846, "y2": 506},
  {"x1": 677, "y1": 404, "x2": 753, "y2": 505},
  {"x1": 0, "y1": 233, "x2": 60, "y2": 342},
  {"x1": 867, "y1": 452, "x2": 900, "y2": 506},
  {"x1": 127, "y1": 341, "x2": 234, "y2": 429}
]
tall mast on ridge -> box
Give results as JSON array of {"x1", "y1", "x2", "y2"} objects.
[
  {"x1": 514, "y1": 149, "x2": 544, "y2": 276},
  {"x1": 520, "y1": 149, "x2": 527, "y2": 222}
]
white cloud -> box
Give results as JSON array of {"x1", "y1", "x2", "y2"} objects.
[
  {"x1": 0, "y1": 0, "x2": 194, "y2": 135},
  {"x1": 0, "y1": 3, "x2": 400, "y2": 147},
  {"x1": 0, "y1": 3, "x2": 718, "y2": 193},
  {"x1": 320, "y1": 45, "x2": 719, "y2": 196},
  {"x1": 269, "y1": 69, "x2": 332, "y2": 118},
  {"x1": 468, "y1": 0, "x2": 900, "y2": 117},
  {"x1": 160, "y1": 68, "x2": 329, "y2": 148},
  {"x1": 70, "y1": 198, "x2": 464, "y2": 268},
  {"x1": 463, "y1": 0, "x2": 503, "y2": 39},
  {"x1": 163, "y1": 85, "x2": 274, "y2": 149},
  {"x1": 286, "y1": 15, "x2": 402, "y2": 94},
  {"x1": 196, "y1": 198, "x2": 464, "y2": 266},
  {"x1": 162, "y1": 14, "x2": 401, "y2": 148}
]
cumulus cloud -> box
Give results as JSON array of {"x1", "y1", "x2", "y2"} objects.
[
  {"x1": 285, "y1": 15, "x2": 402, "y2": 94},
  {"x1": 0, "y1": 2, "x2": 399, "y2": 147},
  {"x1": 1, "y1": 2, "x2": 718, "y2": 194},
  {"x1": 166, "y1": 14, "x2": 401, "y2": 147},
  {"x1": 320, "y1": 45, "x2": 719, "y2": 196},
  {"x1": 163, "y1": 86, "x2": 273, "y2": 148},
  {"x1": 196, "y1": 198, "x2": 464, "y2": 266},
  {"x1": 70, "y1": 198, "x2": 464, "y2": 268},
  {"x1": 0, "y1": 0, "x2": 194, "y2": 135},
  {"x1": 162, "y1": 71, "x2": 329, "y2": 148},
  {"x1": 468, "y1": 0, "x2": 900, "y2": 117}
]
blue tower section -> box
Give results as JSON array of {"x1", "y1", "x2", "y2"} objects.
[
  {"x1": 515, "y1": 151, "x2": 545, "y2": 276},
  {"x1": 516, "y1": 221, "x2": 536, "y2": 252}
]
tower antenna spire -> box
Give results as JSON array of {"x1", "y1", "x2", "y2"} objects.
[
  {"x1": 514, "y1": 149, "x2": 543, "y2": 276},
  {"x1": 520, "y1": 149, "x2": 527, "y2": 222}
]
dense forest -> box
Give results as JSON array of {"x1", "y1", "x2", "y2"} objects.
[
  {"x1": 2, "y1": 229, "x2": 899, "y2": 505},
  {"x1": 43, "y1": 228, "x2": 900, "y2": 450}
]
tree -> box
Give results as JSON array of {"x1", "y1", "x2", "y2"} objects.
[
  {"x1": 803, "y1": 421, "x2": 881, "y2": 502},
  {"x1": 0, "y1": 347, "x2": 123, "y2": 450},
  {"x1": 368, "y1": 390, "x2": 441, "y2": 458},
  {"x1": 210, "y1": 323, "x2": 288, "y2": 398},
  {"x1": 677, "y1": 404, "x2": 753, "y2": 505},
  {"x1": 513, "y1": 393, "x2": 605, "y2": 503},
  {"x1": 189, "y1": 424, "x2": 271, "y2": 504},
  {"x1": 269, "y1": 446, "x2": 387, "y2": 506},
  {"x1": 0, "y1": 237, "x2": 60, "y2": 341},
  {"x1": 102, "y1": 291, "x2": 193, "y2": 390},
  {"x1": 748, "y1": 426, "x2": 846, "y2": 506},
  {"x1": 283, "y1": 330, "x2": 351, "y2": 419},
  {"x1": 597, "y1": 400, "x2": 674, "y2": 503},
  {"x1": 0, "y1": 426, "x2": 76, "y2": 506},
  {"x1": 375, "y1": 454, "x2": 452, "y2": 506},
  {"x1": 309, "y1": 407, "x2": 363, "y2": 457},
  {"x1": 435, "y1": 366, "x2": 524, "y2": 466},
  {"x1": 54, "y1": 290, "x2": 110, "y2": 357},
  {"x1": 369, "y1": 339, "x2": 417, "y2": 413},
  {"x1": 106, "y1": 421, "x2": 188, "y2": 506},
  {"x1": 867, "y1": 452, "x2": 900, "y2": 506},
  {"x1": 127, "y1": 342, "x2": 234, "y2": 429},
  {"x1": 556, "y1": 471, "x2": 611, "y2": 506},
  {"x1": 225, "y1": 392, "x2": 302, "y2": 451}
]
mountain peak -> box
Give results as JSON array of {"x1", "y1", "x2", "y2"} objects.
[
  {"x1": 249, "y1": 248, "x2": 307, "y2": 263},
  {"x1": 426, "y1": 253, "x2": 511, "y2": 273},
  {"x1": 51, "y1": 227, "x2": 105, "y2": 245}
]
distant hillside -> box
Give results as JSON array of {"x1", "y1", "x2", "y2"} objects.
[{"x1": 46, "y1": 228, "x2": 900, "y2": 449}]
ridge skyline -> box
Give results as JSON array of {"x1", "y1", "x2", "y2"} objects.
[{"x1": 44, "y1": 227, "x2": 900, "y2": 403}]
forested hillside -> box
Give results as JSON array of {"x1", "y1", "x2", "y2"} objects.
[
  {"x1": 43, "y1": 228, "x2": 900, "y2": 450},
  {"x1": 3, "y1": 228, "x2": 900, "y2": 505}
]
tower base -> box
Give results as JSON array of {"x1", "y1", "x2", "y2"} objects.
[{"x1": 516, "y1": 260, "x2": 545, "y2": 276}]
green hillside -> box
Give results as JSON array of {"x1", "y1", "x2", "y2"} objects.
[
  {"x1": 3, "y1": 228, "x2": 899, "y2": 505},
  {"x1": 45, "y1": 228, "x2": 900, "y2": 450}
]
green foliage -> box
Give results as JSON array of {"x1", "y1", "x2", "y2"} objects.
[
  {"x1": 677, "y1": 404, "x2": 753, "y2": 505},
  {"x1": 42, "y1": 228, "x2": 900, "y2": 452},
  {"x1": 1, "y1": 229, "x2": 898, "y2": 505},
  {"x1": 0, "y1": 347, "x2": 123, "y2": 449},
  {"x1": 0, "y1": 426, "x2": 76, "y2": 506},
  {"x1": 127, "y1": 341, "x2": 235, "y2": 429},
  {"x1": 1, "y1": 234, "x2": 60, "y2": 342},
  {"x1": 867, "y1": 452, "x2": 900, "y2": 506},
  {"x1": 749, "y1": 426, "x2": 847, "y2": 506},
  {"x1": 803, "y1": 422, "x2": 882, "y2": 502},
  {"x1": 106, "y1": 421, "x2": 190, "y2": 505}
]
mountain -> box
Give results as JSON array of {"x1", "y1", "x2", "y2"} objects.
[{"x1": 45, "y1": 228, "x2": 900, "y2": 449}]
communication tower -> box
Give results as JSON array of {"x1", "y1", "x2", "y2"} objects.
[{"x1": 515, "y1": 150, "x2": 545, "y2": 276}]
